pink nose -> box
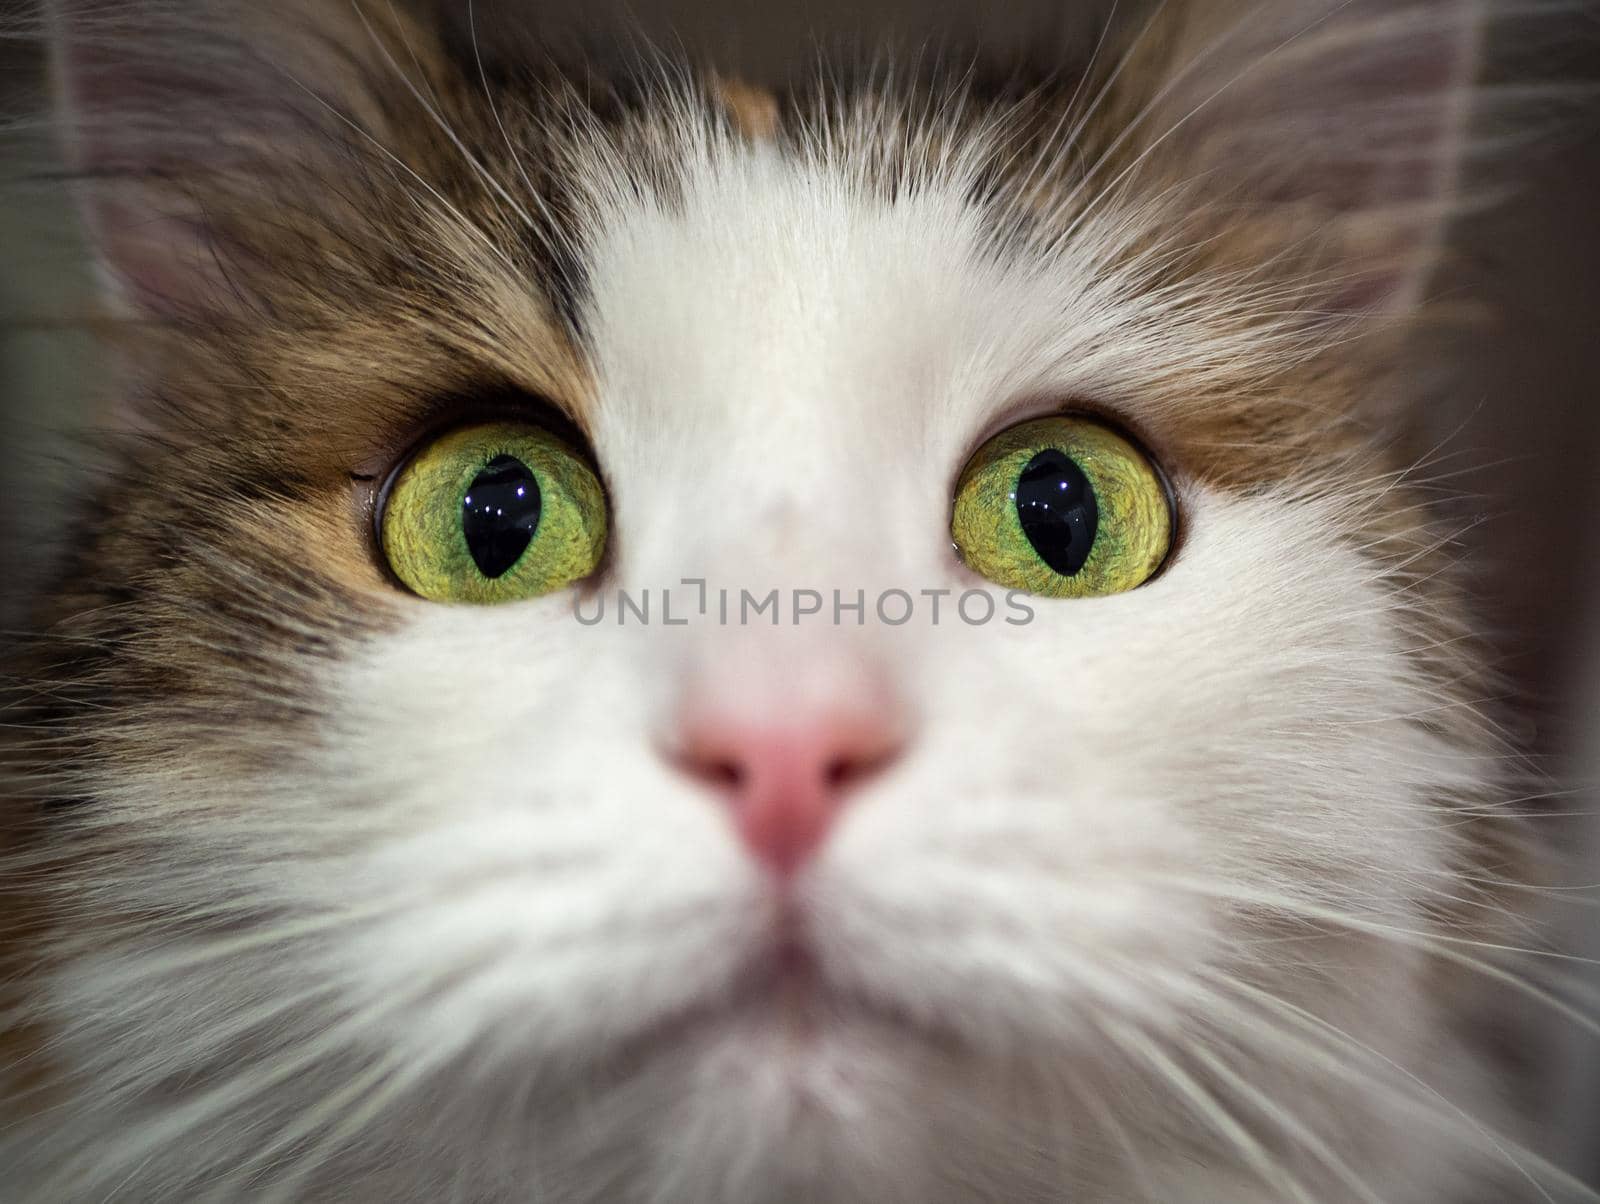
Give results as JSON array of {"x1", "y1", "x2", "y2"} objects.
[{"x1": 675, "y1": 711, "x2": 904, "y2": 877}]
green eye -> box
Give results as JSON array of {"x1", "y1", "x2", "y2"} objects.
[
  {"x1": 380, "y1": 422, "x2": 607, "y2": 604},
  {"x1": 951, "y1": 415, "x2": 1173, "y2": 599}
]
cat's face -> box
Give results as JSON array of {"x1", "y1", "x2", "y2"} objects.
[{"x1": 2, "y1": 1, "x2": 1541, "y2": 1201}]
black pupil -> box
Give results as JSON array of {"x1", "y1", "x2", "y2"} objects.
[
  {"x1": 1015, "y1": 448, "x2": 1098, "y2": 576},
  {"x1": 462, "y1": 455, "x2": 541, "y2": 579}
]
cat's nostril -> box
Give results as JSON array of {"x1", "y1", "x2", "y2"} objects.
[
  {"x1": 683, "y1": 754, "x2": 744, "y2": 791},
  {"x1": 824, "y1": 748, "x2": 890, "y2": 790},
  {"x1": 824, "y1": 757, "x2": 851, "y2": 789},
  {"x1": 671, "y1": 711, "x2": 906, "y2": 878}
]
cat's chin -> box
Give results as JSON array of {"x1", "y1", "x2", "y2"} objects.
[
  {"x1": 729, "y1": 938, "x2": 944, "y2": 1054},
  {"x1": 562, "y1": 895, "x2": 1140, "y2": 1096},
  {"x1": 533, "y1": 967, "x2": 1097, "y2": 1204},
  {"x1": 384, "y1": 993, "x2": 1066, "y2": 1204},
  {"x1": 606, "y1": 935, "x2": 906, "y2": 1070},
  {"x1": 694, "y1": 917, "x2": 990, "y2": 1054},
  {"x1": 555, "y1": 926, "x2": 974, "y2": 1118}
]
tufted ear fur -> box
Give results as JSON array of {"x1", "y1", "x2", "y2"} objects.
[
  {"x1": 1133, "y1": 0, "x2": 1485, "y2": 315},
  {"x1": 45, "y1": 0, "x2": 402, "y2": 320}
]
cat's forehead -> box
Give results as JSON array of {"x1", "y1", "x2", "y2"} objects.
[
  {"x1": 559, "y1": 114, "x2": 1321, "y2": 495},
  {"x1": 577, "y1": 145, "x2": 1018, "y2": 449}
]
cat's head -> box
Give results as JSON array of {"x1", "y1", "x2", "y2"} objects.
[{"x1": 3, "y1": 1, "x2": 1539, "y2": 1200}]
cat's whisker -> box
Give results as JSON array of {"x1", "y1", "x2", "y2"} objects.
[
  {"x1": 1181, "y1": 1033, "x2": 1390, "y2": 1204},
  {"x1": 246, "y1": 1051, "x2": 431, "y2": 1203},
  {"x1": 40, "y1": 961, "x2": 479, "y2": 1198},
  {"x1": 1183, "y1": 975, "x2": 1537, "y2": 1196},
  {"x1": 40, "y1": 910, "x2": 398, "y2": 986},
  {"x1": 1194, "y1": 969, "x2": 1591, "y2": 1203},
  {"x1": 1461, "y1": 873, "x2": 1600, "y2": 898},
  {"x1": 1100, "y1": 1017, "x2": 1321, "y2": 1203},
  {"x1": 1154, "y1": 875, "x2": 1600, "y2": 1034},
  {"x1": 1069, "y1": 1077, "x2": 1164, "y2": 1204},
  {"x1": 0, "y1": 980, "x2": 349, "y2": 1111}
]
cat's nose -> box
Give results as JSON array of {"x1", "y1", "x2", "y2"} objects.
[{"x1": 673, "y1": 708, "x2": 905, "y2": 878}]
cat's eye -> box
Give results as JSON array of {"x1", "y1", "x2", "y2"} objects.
[
  {"x1": 380, "y1": 422, "x2": 607, "y2": 604},
  {"x1": 951, "y1": 414, "x2": 1173, "y2": 599}
]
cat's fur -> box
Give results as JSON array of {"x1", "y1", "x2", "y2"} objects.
[{"x1": 0, "y1": 0, "x2": 1577, "y2": 1200}]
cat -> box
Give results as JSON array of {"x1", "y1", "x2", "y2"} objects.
[{"x1": 0, "y1": 0, "x2": 1586, "y2": 1200}]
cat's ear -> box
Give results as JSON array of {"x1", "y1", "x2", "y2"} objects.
[
  {"x1": 44, "y1": 0, "x2": 389, "y2": 319},
  {"x1": 1139, "y1": 0, "x2": 1484, "y2": 314}
]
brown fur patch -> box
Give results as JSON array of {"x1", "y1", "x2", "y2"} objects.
[{"x1": 716, "y1": 77, "x2": 781, "y2": 142}]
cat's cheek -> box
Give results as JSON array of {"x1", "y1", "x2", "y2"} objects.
[
  {"x1": 788, "y1": 484, "x2": 1475, "y2": 1064},
  {"x1": 303, "y1": 603, "x2": 776, "y2": 1070},
  {"x1": 807, "y1": 786, "x2": 1222, "y2": 1048}
]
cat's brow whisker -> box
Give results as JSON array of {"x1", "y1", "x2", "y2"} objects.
[
  {"x1": 1013, "y1": 0, "x2": 1176, "y2": 212},
  {"x1": 466, "y1": 0, "x2": 551, "y2": 237},
  {"x1": 270, "y1": 62, "x2": 521, "y2": 280},
  {"x1": 381, "y1": 0, "x2": 443, "y2": 109},
  {"x1": 1345, "y1": 512, "x2": 1492, "y2": 570},
  {"x1": 347, "y1": 1, "x2": 540, "y2": 241},
  {"x1": 1072, "y1": 8, "x2": 1496, "y2": 296},
  {"x1": 1058, "y1": 1, "x2": 1364, "y2": 252},
  {"x1": 983, "y1": 0, "x2": 1125, "y2": 206}
]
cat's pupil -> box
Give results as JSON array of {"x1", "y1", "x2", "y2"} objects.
[
  {"x1": 461, "y1": 455, "x2": 541, "y2": 579},
  {"x1": 1016, "y1": 449, "x2": 1098, "y2": 576}
]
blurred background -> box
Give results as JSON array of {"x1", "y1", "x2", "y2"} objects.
[{"x1": 3, "y1": 0, "x2": 1597, "y2": 1184}]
